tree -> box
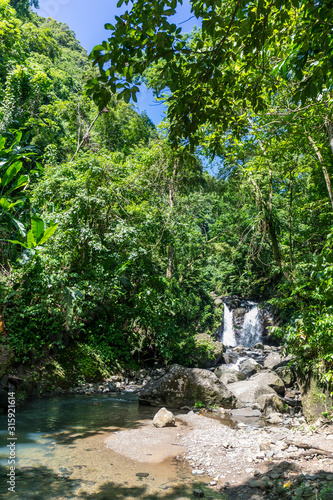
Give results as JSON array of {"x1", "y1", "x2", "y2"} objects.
[
  {"x1": 10, "y1": 0, "x2": 38, "y2": 17},
  {"x1": 88, "y1": 0, "x2": 333, "y2": 151}
]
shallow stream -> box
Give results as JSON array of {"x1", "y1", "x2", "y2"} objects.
[{"x1": 0, "y1": 393, "x2": 197, "y2": 500}]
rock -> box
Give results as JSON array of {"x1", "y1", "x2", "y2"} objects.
[
  {"x1": 231, "y1": 408, "x2": 262, "y2": 418},
  {"x1": 297, "y1": 372, "x2": 333, "y2": 422},
  {"x1": 248, "y1": 479, "x2": 270, "y2": 489},
  {"x1": 193, "y1": 490, "x2": 204, "y2": 498},
  {"x1": 239, "y1": 359, "x2": 262, "y2": 377},
  {"x1": 192, "y1": 470, "x2": 205, "y2": 476},
  {"x1": 138, "y1": 365, "x2": 237, "y2": 408},
  {"x1": 253, "y1": 343, "x2": 264, "y2": 350},
  {"x1": 257, "y1": 394, "x2": 285, "y2": 414},
  {"x1": 136, "y1": 472, "x2": 149, "y2": 478},
  {"x1": 227, "y1": 378, "x2": 276, "y2": 405},
  {"x1": 275, "y1": 366, "x2": 295, "y2": 387},
  {"x1": 152, "y1": 407, "x2": 176, "y2": 428},
  {"x1": 220, "y1": 370, "x2": 246, "y2": 386},
  {"x1": 265, "y1": 412, "x2": 283, "y2": 424},
  {"x1": 232, "y1": 345, "x2": 245, "y2": 352},
  {"x1": 263, "y1": 352, "x2": 282, "y2": 370},
  {"x1": 249, "y1": 370, "x2": 285, "y2": 395},
  {"x1": 191, "y1": 333, "x2": 225, "y2": 368}
]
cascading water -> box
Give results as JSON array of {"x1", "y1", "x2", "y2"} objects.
[
  {"x1": 222, "y1": 303, "x2": 237, "y2": 346},
  {"x1": 222, "y1": 301, "x2": 263, "y2": 347},
  {"x1": 239, "y1": 303, "x2": 263, "y2": 347}
]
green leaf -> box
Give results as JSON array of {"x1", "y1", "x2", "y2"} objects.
[
  {"x1": 2, "y1": 162, "x2": 22, "y2": 187},
  {"x1": 0, "y1": 138, "x2": 5, "y2": 152},
  {"x1": 27, "y1": 230, "x2": 36, "y2": 249},
  {"x1": 0, "y1": 198, "x2": 10, "y2": 210},
  {"x1": 0, "y1": 198, "x2": 22, "y2": 211},
  {"x1": 8, "y1": 240, "x2": 28, "y2": 249},
  {"x1": 12, "y1": 218, "x2": 26, "y2": 238},
  {"x1": 31, "y1": 216, "x2": 45, "y2": 242},
  {"x1": 38, "y1": 224, "x2": 58, "y2": 245}
]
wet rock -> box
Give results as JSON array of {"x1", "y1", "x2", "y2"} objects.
[
  {"x1": 152, "y1": 407, "x2": 176, "y2": 428},
  {"x1": 231, "y1": 408, "x2": 262, "y2": 418},
  {"x1": 233, "y1": 345, "x2": 245, "y2": 353},
  {"x1": 239, "y1": 359, "x2": 262, "y2": 378},
  {"x1": 253, "y1": 343, "x2": 264, "y2": 350},
  {"x1": 138, "y1": 365, "x2": 237, "y2": 408}
]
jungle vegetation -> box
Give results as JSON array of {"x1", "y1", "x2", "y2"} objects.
[{"x1": 1, "y1": 0, "x2": 333, "y2": 385}]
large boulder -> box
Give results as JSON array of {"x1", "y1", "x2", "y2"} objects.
[
  {"x1": 263, "y1": 352, "x2": 282, "y2": 370},
  {"x1": 191, "y1": 333, "x2": 225, "y2": 368},
  {"x1": 153, "y1": 407, "x2": 176, "y2": 428},
  {"x1": 257, "y1": 394, "x2": 285, "y2": 415},
  {"x1": 220, "y1": 369, "x2": 246, "y2": 385},
  {"x1": 249, "y1": 370, "x2": 285, "y2": 395},
  {"x1": 297, "y1": 372, "x2": 333, "y2": 422},
  {"x1": 275, "y1": 366, "x2": 295, "y2": 388},
  {"x1": 239, "y1": 358, "x2": 262, "y2": 378},
  {"x1": 227, "y1": 378, "x2": 276, "y2": 405},
  {"x1": 138, "y1": 364, "x2": 237, "y2": 409}
]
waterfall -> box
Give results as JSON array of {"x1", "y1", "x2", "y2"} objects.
[
  {"x1": 238, "y1": 304, "x2": 263, "y2": 347},
  {"x1": 222, "y1": 303, "x2": 237, "y2": 346},
  {"x1": 221, "y1": 301, "x2": 263, "y2": 347}
]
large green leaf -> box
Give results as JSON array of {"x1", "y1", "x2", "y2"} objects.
[
  {"x1": 0, "y1": 198, "x2": 23, "y2": 211},
  {"x1": 8, "y1": 240, "x2": 29, "y2": 249},
  {"x1": 31, "y1": 216, "x2": 45, "y2": 242},
  {"x1": 0, "y1": 138, "x2": 6, "y2": 152},
  {"x1": 38, "y1": 224, "x2": 58, "y2": 245},
  {"x1": 1, "y1": 162, "x2": 22, "y2": 187},
  {"x1": 12, "y1": 218, "x2": 27, "y2": 238},
  {"x1": 26, "y1": 230, "x2": 36, "y2": 249}
]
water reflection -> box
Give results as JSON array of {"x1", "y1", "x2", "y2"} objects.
[{"x1": 0, "y1": 393, "x2": 156, "y2": 467}]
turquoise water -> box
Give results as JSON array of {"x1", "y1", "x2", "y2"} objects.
[{"x1": 0, "y1": 393, "x2": 171, "y2": 499}]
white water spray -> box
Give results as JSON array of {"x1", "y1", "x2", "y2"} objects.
[
  {"x1": 239, "y1": 304, "x2": 262, "y2": 347},
  {"x1": 221, "y1": 301, "x2": 263, "y2": 347},
  {"x1": 222, "y1": 303, "x2": 237, "y2": 346}
]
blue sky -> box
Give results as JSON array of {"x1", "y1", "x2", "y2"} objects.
[{"x1": 36, "y1": 0, "x2": 199, "y2": 125}]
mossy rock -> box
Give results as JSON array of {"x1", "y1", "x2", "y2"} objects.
[
  {"x1": 191, "y1": 333, "x2": 225, "y2": 369},
  {"x1": 297, "y1": 371, "x2": 333, "y2": 422}
]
